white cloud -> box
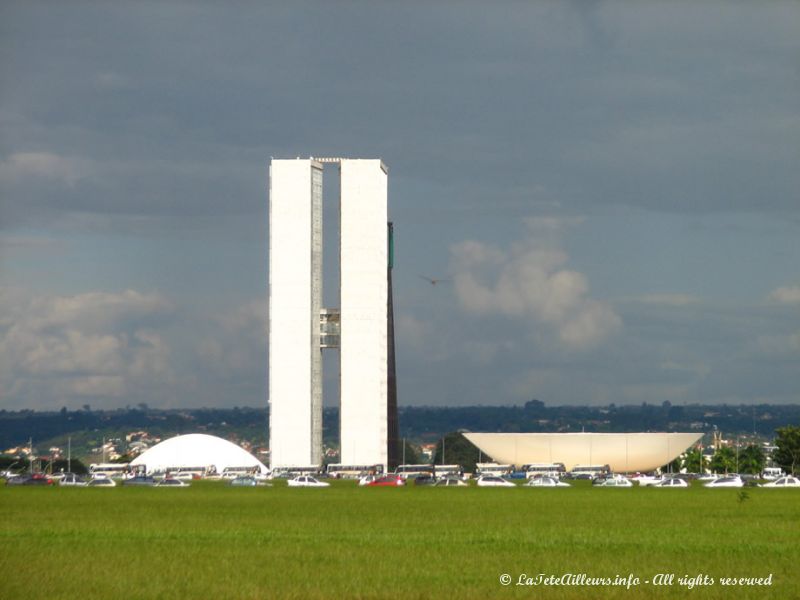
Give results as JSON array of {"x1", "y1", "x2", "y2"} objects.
[
  {"x1": 94, "y1": 71, "x2": 133, "y2": 90},
  {"x1": 395, "y1": 314, "x2": 428, "y2": 350},
  {"x1": 756, "y1": 331, "x2": 800, "y2": 355},
  {"x1": 768, "y1": 285, "x2": 800, "y2": 305},
  {"x1": 195, "y1": 301, "x2": 268, "y2": 375},
  {"x1": 0, "y1": 288, "x2": 174, "y2": 405},
  {"x1": 450, "y1": 219, "x2": 621, "y2": 349},
  {"x1": 636, "y1": 293, "x2": 701, "y2": 306},
  {"x1": 0, "y1": 152, "x2": 94, "y2": 187}
]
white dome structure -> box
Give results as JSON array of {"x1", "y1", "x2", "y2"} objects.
[
  {"x1": 130, "y1": 434, "x2": 268, "y2": 475},
  {"x1": 463, "y1": 432, "x2": 702, "y2": 473}
]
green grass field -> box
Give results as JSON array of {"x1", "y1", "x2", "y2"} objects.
[{"x1": 1, "y1": 480, "x2": 797, "y2": 600}]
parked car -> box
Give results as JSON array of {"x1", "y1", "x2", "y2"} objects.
[
  {"x1": 87, "y1": 477, "x2": 116, "y2": 487},
  {"x1": 631, "y1": 474, "x2": 664, "y2": 487},
  {"x1": 6, "y1": 473, "x2": 54, "y2": 486},
  {"x1": 156, "y1": 478, "x2": 190, "y2": 487},
  {"x1": 761, "y1": 476, "x2": 800, "y2": 488},
  {"x1": 704, "y1": 476, "x2": 744, "y2": 488},
  {"x1": 124, "y1": 475, "x2": 156, "y2": 486},
  {"x1": 366, "y1": 475, "x2": 405, "y2": 487},
  {"x1": 288, "y1": 475, "x2": 330, "y2": 488},
  {"x1": 525, "y1": 476, "x2": 570, "y2": 487},
  {"x1": 653, "y1": 477, "x2": 689, "y2": 488},
  {"x1": 229, "y1": 475, "x2": 259, "y2": 487},
  {"x1": 358, "y1": 474, "x2": 378, "y2": 486},
  {"x1": 412, "y1": 474, "x2": 436, "y2": 486},
  {"x1": 476, "y1": 475, "x2": 515, "y2": 488},
  {"x1": 592, "y1": 475, "x2": 633, "y2": 487},
  {"x1": 59, "y1": 473, "x2": 88, "y2": 486},
  {"x1": 434, "y1": 477, "x2": 467, "y2": 487}
]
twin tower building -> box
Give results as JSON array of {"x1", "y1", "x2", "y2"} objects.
[{"x1": 268, "y1": 158, "x2": 399, "y2": 472}]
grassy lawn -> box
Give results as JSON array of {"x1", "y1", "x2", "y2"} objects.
[{"x1": 1, "y1": 480, "x2": 797, "y2": 599}]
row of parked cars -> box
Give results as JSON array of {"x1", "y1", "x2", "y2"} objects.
[
  {"x1": 343, "y1": 473, "x2": 800, "y2": 489},
  {"x1": 7, "y1": 471, "x2": 799, "y2": 489},
  {"x1": 3, "y1": 472, "x2": 194, "y2": 487}
]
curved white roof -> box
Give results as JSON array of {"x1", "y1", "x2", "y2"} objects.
[
  {"x1": 130, "y1": 434, "x2": 268, "y2": 474},
  {"x1": 463, "y1": 432, "x2": 702, "y2": 473}
]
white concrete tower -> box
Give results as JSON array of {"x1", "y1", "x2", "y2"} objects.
[
  {"x1": 268, "y1": 159, "x2": 323, "y2": 468},
  {"x1": 339, "y1": 160, "x2": 388, "y2": 468},
  {"x1": 268, "y1": 157, "x2": 390, "y2": 471}
]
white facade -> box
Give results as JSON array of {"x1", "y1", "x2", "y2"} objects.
[
  {"x1": 268, "y1": 159, "x2": 323, "y2": 467},
  {"x1": 131, "y1": 434, "x2": 269, "y2": 475},
  {"x1": 339, "y1": 160, "x2": 388, "y2": 467},
  {"x1": 268, "y1": 158, "x2": 389, "y2": 471},
  {"x1": 463, "y1": 432, "x2": 703, "y2": 473}
]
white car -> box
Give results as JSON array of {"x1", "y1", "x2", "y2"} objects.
[
  {"x1": 156, "y1": 478, "x2": 190, "y2": 487},
  {"x1": 593, "y1": 475, "x2": 633, "y2": 487},
  {"x1": 704, "y1": 475, "x2": 744, "y2": 488},
  {"x1": 59, "y1": 473, "x2": 88, "y2": 486},
  {"x1": 435, "y1": 477, "x2": 467, "y2": 487},
  {"x1": 87, "y1": 477, "x2": 116, "y2": 487},
  {"x1": 288, "y1": 475, "x2": 330, "y2": 488},
  {"x1": 358, "y1": 475, "x2": 378, "y2": 486},
  {"x1": 632, "y1": 475, "x2": 664, "y2": 487},
  {"x1": 761, "y1": 476, "x2": 800, "y2": 488},
  {"x1": 653, "y1": 477, "x2": 689, "y2": 488},
  {"x1": 525, "y1": 476, "x2": 570, "y2": 487},
  {"x1": 476, "y1": 475, "x2": 515, "y2": 488}
]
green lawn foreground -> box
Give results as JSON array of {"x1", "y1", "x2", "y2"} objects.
[{"x1": 1, "y1": 480, "x2": 797, "y2": 600}]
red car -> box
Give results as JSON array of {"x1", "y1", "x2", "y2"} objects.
[
  {"x1": 366, "y1": 475, "x2": 405, "y2": 487},
  {"x1": 6, "y1": 473, "x2": 54, "y2": 486}
]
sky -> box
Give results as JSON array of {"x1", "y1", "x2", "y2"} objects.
[{"x1": 1, "y1": 1, "x2": 798, "y2": 411}]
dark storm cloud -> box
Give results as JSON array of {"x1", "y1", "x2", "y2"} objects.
[
  {"x1": 1, "y1": 2, "x2": 798, "y2": 409},
  {"x1": 2, "y1": 1, "x2": 797, "y2": 232}
]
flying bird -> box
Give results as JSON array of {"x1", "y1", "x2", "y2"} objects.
[{"x1": 419, "y1": 275, "x2": 450, "y2": 286}]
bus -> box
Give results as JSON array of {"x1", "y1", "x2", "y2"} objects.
[
  {"x1": 326, "y1": 464, "x2": 384, "y2": 479},
  {"x1": 271, "y1": 466, "x2": 321, "y2": 479},
  {"x1": 393, "y1": 464, "x2": 435, "y2": 480},
  {"x1": 569, "y1": 464, "x2": 610, "y2": 479},
  {"x1": 168, "y1": 466, "x2": 214, "y2": 480},
  {"x1": 89, "y1": 463, "x2": 131, "y2": 479},
  {"x1": 524, "y1": 463, "x2": 566, "y2": 479},
  {"x1": 220, "y1": 466, "x2": 263, "y2": 479},
  {"x1": 475, "y1": 463, "x2": 512, "y2": 477},
  {"x1": 434, "y1": 464, "x2": 465, "y2": 480}
]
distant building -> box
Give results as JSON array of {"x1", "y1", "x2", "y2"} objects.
[
  {"x1": 130, "y1": 433, "x2": 268, "y2": 475},
  {"x1": 268, "y1": 158, "x2": 399, "y2": 472},
  {"x1": 463, "y1": 432, "x2": 703, "y2": 473}
]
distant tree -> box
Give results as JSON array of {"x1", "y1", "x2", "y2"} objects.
[
  {"x1": 433, "y1": 432, "x2": 482, "y2": 473},
  {"x1": 50, "y1": 458, "x2": 89, "y2": 475},
  {"x1": 0, "y1": 455, "x2": 23, "y2": 472},
  {"x1": 773, "y1": 426, "x2": 800, "y2": 475},
  {"x1": 524, "y1": 399, "x2": 545, "y2": 416},
  {"x1": 709, "y1": 446, "x2": 736, "y2": 474},
  {"x1": 737, "y1": 444, "x2": 765, "y2": 475},
  {"x1": 683, "y1": 448, "x2": 704, "y2": 474},
  {"x1": 399, "y1": 440, "x2": 421, "y2": 465},
  {"x1": 667, "y1": 405, "x2": 684, "y2": 421}
]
